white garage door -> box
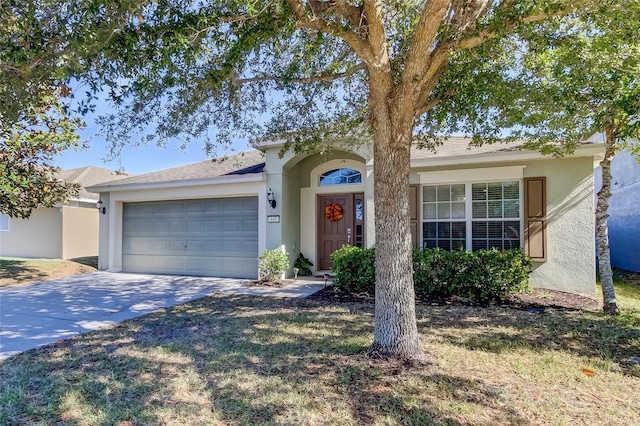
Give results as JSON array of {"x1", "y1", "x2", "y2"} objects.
[{"x1": 122, "y1": 197, "x2": 258, "y2": 278}]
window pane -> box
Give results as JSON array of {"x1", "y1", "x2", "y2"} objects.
[
  {"x1": 437, "y1": 185, "x2": 450, "y2": 201},
  {"x1": 451, "y1": 202, "x2": 465, "y2": 219},
  {"x1": 505, "y1": 240, "x2": 520, "y2": 249},
  {"x1": 488, "y1": 201, "x2": 503, "y2": 218},
  {"x1": 451, "y1": 184, "x2": 465, "y2": 201},
  {"x1": 423, "y1": 222, "x2": 436, "y2": 239},
  {"x1": 472, "y1": 183, "x2": 486, "y2": 201},
  {"x1": 437, "y1": 222, "x2": 451, "y2": 238},
  {"x1": 472, "y1": 201, "x2": 487, "y2": 218},
  {"x1": 423, "y1": 186, "x2": 436, "y2": 202},
  {"x1": 472, "y1": 240, "x2": 487, "y2": 251},
  {"x1": 347, "y1": 174, "x2": 362, "y2": 184},
  {"x1": 424, "y1": 203, "x2": 436, "y2": 219},
  {"x1": 319, "y1": 168, "x2": 361, "y2": 186},
  {"x1": 488, "y1": 222, "x2": 503, "y2": 238},
  {"x1": 439, "y1": 240, "x2": 451, "y2": 251},
  {"x1": 472, "y1": 222, "x2": 487, "y2": 238},
  {"x1": 437, "y1": 203, "x2": 451, "y2": 219},
  {"x1": 503, "y1": 181, "x2": 519, "y2": 199},
  {"x1": 504, "y1": 221, "x2": 520, "y2": 239},
  {"x1": 451, "y1": 222, "x2": 466, "y2": 238},
  {"x1": 425, "y1": 239, "x2": 437, "y2": 248},
  {"x1": 452, "y1": 240, "x2": 465, "y2": 250},
  {"x1": 504, "y1": 200, "x2": 520, "y2": 218},
  {"x1": 488, "y1": 182, "x2": 503, "y2": 200},
  {"x1": 489, "y1": 239, "x2": 503, "y2": 249}
]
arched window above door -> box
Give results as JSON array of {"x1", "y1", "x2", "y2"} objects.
[{"x1": 319, "y1": 168, "x2": 362, "y2": 186}]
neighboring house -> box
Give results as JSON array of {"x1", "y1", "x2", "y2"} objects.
[
  {"x1": 595, "y1": 150, "x2": 640, "y2": 272},
  {"x1": 0, "y1": 166, "x2": 129, "y2": 260},
  {"x1": 88, "y1": 138, "x2": 604, "y2": 295}
]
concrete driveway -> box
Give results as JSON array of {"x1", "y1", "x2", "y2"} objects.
[{"x1": 0, "y1": 271, "x2": 325, "y2": 360}]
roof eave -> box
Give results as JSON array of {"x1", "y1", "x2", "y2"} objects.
[
  {"x1": 86, "y1": 172, "x2": 266, "y2": 193},
  {"x1": 410, "y1": 143, "x2": 605, "y2": 168}
]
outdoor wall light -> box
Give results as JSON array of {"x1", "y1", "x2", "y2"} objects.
[
  {"x1": 267, "y1": 188, "x2": 276, "y2": 209},
  {"x1": 96, "y1": 200, "x2": 106, "y2": 215}
]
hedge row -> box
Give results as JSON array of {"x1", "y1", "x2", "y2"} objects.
[{"x1": 330, "y1": 246, "x2": 531, "y2": 301}]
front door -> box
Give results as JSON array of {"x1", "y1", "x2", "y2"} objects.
[{"x1": 317, "y1": 193, "x2": 364, "y2": 270}]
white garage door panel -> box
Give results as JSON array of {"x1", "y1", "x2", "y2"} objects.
[{"x1": 122, "y1": 197, "x2": 258, "y2": 278}]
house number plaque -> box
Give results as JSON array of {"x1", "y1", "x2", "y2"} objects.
[{"x1": 267, "y1": 215, "x2": 280, "y2": 223}]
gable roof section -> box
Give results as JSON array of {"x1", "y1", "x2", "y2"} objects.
[
  {"x1": 57, "y1": 166, "x2": 131, "y2": 201},
  {"x1": 87, "y1": 150, "x2": 265, "y2": 192}
]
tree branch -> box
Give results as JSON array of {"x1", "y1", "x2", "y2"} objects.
[
  {"x1": 286, "y1": 0, "x2": 376, "y2": 65},
  {"x1": 454, "y1": 0, "x2": 590, "y2": 51},
  {"x1": 403, "y1": 0, "x2": 451, "y2": 88},
  {"x1": 233, "y1": 63, "x2": 366, "y2": 85}
]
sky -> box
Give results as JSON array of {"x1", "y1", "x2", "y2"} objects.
[{"x1": 53, "y1": 117, "x2": 254, "y2": 175}]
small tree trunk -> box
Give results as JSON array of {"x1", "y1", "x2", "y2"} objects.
[
  {"x1": 369, "y1": 95, "x2": 424, "y2": 360},
  {"x1": 596, "y1": 130, "x2": 620, "y2": 315}
]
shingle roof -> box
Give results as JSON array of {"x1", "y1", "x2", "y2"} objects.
[
  {"x1": 57, "y1": 166, "x2": 131, "y2": 200},
  {"x1": 88, "y1": 150, "x2": 265, "y2": 191},
  {"x1": 410, "y1": 136, "x2": 527, "y2": 160}
]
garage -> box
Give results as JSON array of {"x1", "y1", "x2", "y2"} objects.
[{"x1": 122, "y1": 197, "x2": 258, "y2": 278}]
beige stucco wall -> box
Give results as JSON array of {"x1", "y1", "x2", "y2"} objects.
[
  {"x1": 0, "y1": 208, "x2": 63, "y2": 258},
  {"x1": 525, "y1": 157, "x2": 596, "y2": 295},
  {"x1": 97, "y1": 193, "x2": 111, "y2": 270},
  {"x1": 61, "y1": 205, "x2": 99, "y2": 259}
]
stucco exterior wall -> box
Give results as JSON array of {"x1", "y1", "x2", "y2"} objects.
[
  {"x1": 61, "y1": 205, "x2": 99, "y2": 259},
  {"x1": 525, "y1": 157, "x2": 596, "y2": 295},
  {"x1": 0, "y1": 208, "x2": 63, "y2": 258},
  {"x1": 97, "y1": 193, "x2": 111, "y2": 270}
]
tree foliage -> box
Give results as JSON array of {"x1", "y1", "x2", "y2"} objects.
[{"x1": 0, "y1": 91, "x2": 83, "y2": 218}]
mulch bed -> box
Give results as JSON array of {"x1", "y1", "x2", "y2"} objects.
[{"x1": 307, "y1": 286, "x2": 601, "y2": 311}]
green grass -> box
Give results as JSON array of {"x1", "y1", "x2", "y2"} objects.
[
  {"x1": 596, "y1": 270, "x2": 640, "y2": 313},
  {"x1": 2, "y1": 286, "x2": 639, "y2": 425}
]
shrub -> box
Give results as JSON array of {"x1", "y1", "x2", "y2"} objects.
[
  {"x1": 258, "y1": 249, "x2": 290, "y2": 281},
  {"x1": 293, "y1": 253, "x2": 314, "y2": 276},
  {"x1": 330, "y1": 245, "x2": 375, "y2": 292},
  {"x1": 332, "y1": 246, "x2": 532, "y2": 301}
]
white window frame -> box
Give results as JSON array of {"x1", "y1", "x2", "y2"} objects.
[
  {"x1": 418, "y1": 166, "x2": 525, "y2": 251},
  {"x1": 0, "y1": 213, "x2": 9, "y2": 232}
]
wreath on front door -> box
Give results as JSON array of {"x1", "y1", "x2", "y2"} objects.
[{"x1": 325, "y1": 203, "x2": 344, "y2": 222}]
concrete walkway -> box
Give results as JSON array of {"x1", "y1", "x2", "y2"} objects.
[{"x1": 0, "y1": 271, "x2": 325, "y2": 360}]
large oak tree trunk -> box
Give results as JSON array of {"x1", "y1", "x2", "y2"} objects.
[
  {"x1": 369, "y1": 92, "x2": 424, "y2": 360},
  {"x1": 596, "y1": 130, "x2": 620, "y2": 315}
]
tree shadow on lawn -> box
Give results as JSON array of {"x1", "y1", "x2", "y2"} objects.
[
  {"x1": 417, "y1": 304, "x2": 640, "y2": 375},
  {"x1": 2, "y1": 295, "x2": 529, "y2": 425},
  {"x1": 0, "y1": 259, "x2": 49, "y2": 286}
]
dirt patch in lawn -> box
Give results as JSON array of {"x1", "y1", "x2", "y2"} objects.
[
  {"x1": 308, "y1": 286, "x2": 600, "y2": 311},
  {"x1": 241, "y1": 279, "x2": 297, "y2": 288},
  {"x1": 0, "y1": 257, "x2": 97, "y2": 288}
]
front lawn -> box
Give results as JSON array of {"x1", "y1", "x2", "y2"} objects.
[
  {"x1": 1, "y1": 284, "x2": 639, "y2": 425},
  {"x1": 0, "y1": 257, "x2": 97, "y2": 288}
]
